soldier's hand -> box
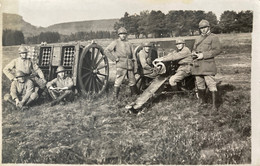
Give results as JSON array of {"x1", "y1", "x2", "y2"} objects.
[
  {"x1": 115, "y1": 58, "x2": 119, "y2": 63},
  {"x1": 196, "y1": 53, "x2": 204, "y2": 60},
  {"x1": 17, "y1": 101, "x2": 24, "y2": 108},
  {"x1": 42, "y1": 79, "x2": 47, "y2": 84},
  {"x1": 49, "y1": 86, "x2": 55, "y2": 90},
  {"x1": 12, "y1": 78, "x2": 17, "y2": 82}
]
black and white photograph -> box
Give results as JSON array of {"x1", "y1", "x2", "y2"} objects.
[{"x1": 1, "y1": 0, "x2": 260, "y2": 165}]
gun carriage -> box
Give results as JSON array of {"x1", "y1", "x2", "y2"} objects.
[{"x1": 129, "y1": 39, "x2": 197, "y2": 110}]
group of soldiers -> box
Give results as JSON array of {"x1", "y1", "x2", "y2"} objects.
[
  {"x1": 3, "y1": 19, "x2": 221, "y2": 111},
  {"x1": 3, "y1": 47, "x2": 74, "y2": 109},
  {"x1": 105, "y1": 19, "x2": 221, "y2": 111}
]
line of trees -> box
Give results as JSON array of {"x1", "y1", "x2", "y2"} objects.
[
  {"x1": 2, "y1": 29, "x2": 25, "y2": 46},
  {"x1": 114, "y1": 10, "x2": 253, "y2": 38},
  {"x1": 59, "y1": 31, "x2": 117, "y2": 43},
  {"x1": 26, "y1": 32, "x2": 60, "y2": 44}
]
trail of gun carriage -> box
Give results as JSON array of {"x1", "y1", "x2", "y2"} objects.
[{"x1": 2, "y1": 11, "x2": 251, "y2": 164}]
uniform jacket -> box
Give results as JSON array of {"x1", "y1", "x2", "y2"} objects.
[
  {"x1": 10, "y1": 79, "x2": 34, "y2": 103},
  {"x1": 105, "y1": 39, "x2": 137, "y2": 70},
  {"x1": 46, "y1": 76, "x2": 74, "y2": 89},
  {"x1": 3, "y1": 57, "x2": 45, "y2": 81},
  {"x1": 161, "y1": 46, "x2": 193, "y2": 74},
  {"x1": 192, "y1": 32, "x2": 221, "y2": 75},
  {"x1": 138, "y1": 49, "x2": 153, "y2": 75}
]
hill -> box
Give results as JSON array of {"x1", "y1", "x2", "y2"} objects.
[{"x1": 2, "y1": 13, "x2": 119, "y2": 37}]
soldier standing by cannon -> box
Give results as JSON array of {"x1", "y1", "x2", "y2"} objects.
[
  {"x1": 46, "y1": 66, "x2": 74, "y2": 106},
  {"x1": 105, "y1": 27, "x2": 139, "y2": 98},
  {"x1": 191, "y1": 19, "x2": 221, "y2": 111},
  {"x1": 154, "y1": 39, "x2": 193, "y2": 91},
  {"x1": 3, "y1": 46, "x2": 47, "y2": 95},
  {"x1": 4, "y1": 71, "x2": 39, "y2": 109}
]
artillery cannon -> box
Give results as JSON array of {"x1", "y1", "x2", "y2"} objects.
[
  {"x1": 127, "y1": 39, "x2": 197, "y2": 111},
  {"x1": 36, "y1": 41, "x2": 109, "y2": 95}
]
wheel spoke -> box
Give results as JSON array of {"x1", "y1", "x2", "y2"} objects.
[
  {"x1": 84, "y1": 74, "x2": 92, "y2": 89},
  {"x1": 82, "y1": 66, "x2": 92, "y2": 72},
  {"x1": 82, "y1": 72, "x2": 91, "y2": 79},
  {"x1": 96, "y1": 64, "x2": 107, "y2": 70},
  {"x1": 97, "y1": 72, "x2": 108, "y2": 77},
  {"x1": 95, "y1": 75, "x2": 104, "y2": 86},
  {"x1": 88, "y1": 76, "x2": 93, "y2": 91},
  {"x1": 95, "y1": 56, "x2": 104, "y2": 68},
  {"x1": 93, "y1": 49, "x2": 100, "y2": 66},
  {"x1": 91, "y1": 47, "x2": 95, "y2": 66}
]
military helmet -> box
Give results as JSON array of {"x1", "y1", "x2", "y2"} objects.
[
  {"x1": 18, "y1": 46, "x2": 28, "y2": 54},
  {"x1": 199, "y1": 19, "x2": 210, "y2": 28},
  {"x1": 16, "y1": 70, "x2": 26, "y2": 78},
  {"x1": 175, "y1": 39, "x2": 185, "y2": 45},
  {"x1": 143, "y1": 42, "x2": 153, "y2": 47},
  {"x1": 56, "y1": 66, "x2": 66, "y2": 73},
  {"x1": 117, "y1": 27, "x2": 127, "y2": 35}
]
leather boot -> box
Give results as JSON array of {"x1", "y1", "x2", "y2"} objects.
[
  {"x1": 130, "y1": 85, "x2": 139, "y2": 96},
  {"x1": 198, "y1": 89, "x2": 207, "y2": 107},
  {"x1": 212, "y1": 91, "x2": 217, "y2": 111},
  {"x1": 114, "y1": 86, "x2": 120, "y2": 99}
]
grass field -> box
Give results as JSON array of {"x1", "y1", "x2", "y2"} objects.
[{"x1": 1, "y1": 33, "x2": 251, "y2": 164}]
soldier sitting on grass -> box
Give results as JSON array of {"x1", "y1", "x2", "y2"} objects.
[
  {"x1": 46, "y1": 66, "x2": 74, "y2": 106},
  {"x1": 3, "y1": 46, "x2": 47, "y2": 95},
  {"x1": 4, "y1": 71, "x2": 39, "y2": 110}
]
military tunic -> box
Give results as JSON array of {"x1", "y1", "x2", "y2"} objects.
[
  {"x1": 10, "y1": 79, "x2": 38, "y2": 104},
  {"x1": 105, "y1": 39, "x2": 137, "y2": 87},
  {"x1": 160, "y1": 46, "x2": 192, "y2": 86},
  {"x1": 3, "y1": 57, "x2": 46, "y2": 88},
  {"x1": 191, "y1": 32, "x2": 221, "y2": 91}
]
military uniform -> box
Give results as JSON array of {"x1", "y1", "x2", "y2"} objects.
[
  {"x1": 158, "y1": 46, "x2": 192, "y2": 87},
  {"x1": 105, "y1": 28, "x2": 139, "y2": 98},
  {"x1": 3, "y1": 57, "x2": 46, "y2": 89},
  {"x1": 105, "y1": 39, "x2": 137, "y2": 87},
  {"x1": 46, "y1": 66, "x2": 74, "y2": 106},
  {"x1": 138, "y1": 49, "x2": 157, "y2": 78},
  {"x1": 4, "y1": 78, "x2": 39, "y2": 107},
  {"x1": 46, "y1": 75, "x2": 74, "y2": 99},
  {"x1": 192, "y1": 32, "x2": 221, "y2": 91}
]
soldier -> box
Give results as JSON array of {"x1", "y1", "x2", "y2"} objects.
[
  {"x1": 154, "y1": 38, "x2": 193, "y2": 91},
  {"x1": 105, "y1": 27, "x2": 139, "y2": 98},
  {"x1": 3, "y1": 46, "x2": 47, "y2": 94},
  {"x1": 46, "y1": 66, "x2": 74, "y2": 106},
  {"x1": 138, "y1": 42, "x2": 158, "y2": 79},
  {"x1": 191, "y1": 19, "x2": 221, "y2": 110},
  {"x1": 4, "y1": 71, "x2": 39, "y2": 109}
]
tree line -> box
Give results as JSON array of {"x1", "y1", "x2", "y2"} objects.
[
  {"x1": 2, "y1": 30, "x2": 116, "y2": 46},
  {"x1": 2, "y1": 10, "x2": 252, "y2": 46},
  {"x1": 114, "y1": 10, "x2": 253, "y2": 38}
]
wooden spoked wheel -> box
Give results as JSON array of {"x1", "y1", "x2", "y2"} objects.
[{"x1": 78, "y1": 43, "x2": 109, "y2": 95}]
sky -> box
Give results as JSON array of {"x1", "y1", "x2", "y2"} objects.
[{"x1": 1, "y1": 0, "x2": 257, "y2": 27}]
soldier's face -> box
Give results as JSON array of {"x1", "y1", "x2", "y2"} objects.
[
  {"x1": 119, "y1": 33, "x2": 127, "y2": 41},
  {"x1": 144, "y1": 46, "x2": 151, "y2": 53},
  {"x1": 58, "y1": 72, "x2": 65, "y2": 79},
  {"x1": 20, "y1": 53, "x2": 28, "y2": 59},
  {"x1": 200, "y1": 27, "x2": 209, "y2": 35},
  {"x1": 176, "y1": 43, "x2": 184, "y2": 50},
  {"x1": 17, "y1": 77, "x2": 25, "y2": 83}
]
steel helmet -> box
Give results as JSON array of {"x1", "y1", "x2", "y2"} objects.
[
  {"x1": 56, "y1": 66, "x2": 66, "y2": 73},
  {"x1": 117, "y1": 27, "x2": 127, "y2": 35},
  {"x1": 16, "y1": 70, "x2": 26, "y2": 78},
  {"x1": 175, "y1": 39, "x2": 185, "y2": 45},
  {"x1": 18, "y1": 46, "x2": 28, "y2": 54},
  {"x1": 143, "y1": 42, "x2": 153, "y2": 47},
  {"x1": 199, "y1": 19, "x2": 210, "y2": 28}
]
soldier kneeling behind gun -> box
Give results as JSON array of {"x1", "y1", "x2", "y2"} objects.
[
  {"x1": 4, "y1": 71, "x2": 39, "y2": 110},
  {"x1": 47, "y1": 66, "x2": 74, "y2": 106}
]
